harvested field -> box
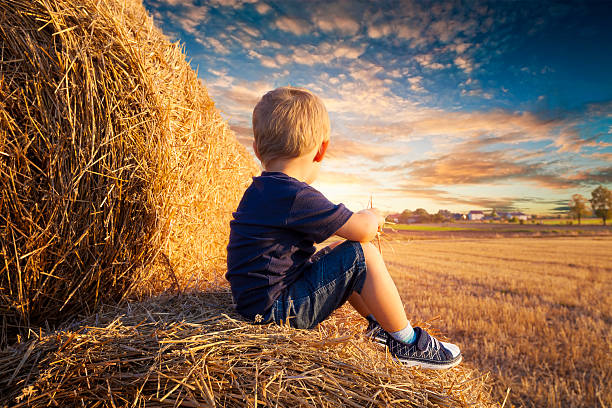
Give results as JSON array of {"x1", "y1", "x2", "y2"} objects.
[
  {"x1": 379, "y1": 236, "x2": 612, "y2": 408},
  {"x1": 388, "y1": 222, "x2": 612, "y2": 240}
]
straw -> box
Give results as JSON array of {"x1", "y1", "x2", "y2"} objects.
[
  {"x1": 0, "y1": 291, "x2": 496, "y2": 407},
  {"x1": 368, "y1": 195, "x2": 383, "y2": 254},
  {"x1": 0, "y1": 0, "x2": 257, "y2": 347}
]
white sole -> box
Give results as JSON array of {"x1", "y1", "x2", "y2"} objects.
[{"x1": 393, "y1": 354, "x2": 463, "y2": 370}]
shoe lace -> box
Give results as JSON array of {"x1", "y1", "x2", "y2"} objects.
[
  {"x1": 430, "y1": 336, "x2": 441, "y2": 351},
  {"x1": 422, "y1": 334, "x2": 442, "y2": 359}
]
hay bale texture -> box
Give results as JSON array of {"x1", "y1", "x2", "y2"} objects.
[
  {"x1": 0, "y1": 0, "x2": 257, "y2": 345},
  {"x1": 0, "y1": 292, "x2": 495, "y2": 407}
]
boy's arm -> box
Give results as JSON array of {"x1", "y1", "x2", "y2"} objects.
[{"x1": 335, "y1": 208, "x2": 385, "y2": 242}]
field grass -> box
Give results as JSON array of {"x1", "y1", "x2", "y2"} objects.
[
  {"x1": 539, "y1": 218, "x2": 607, "y2": 225},
  {"x1": 389, "y1": 224, "x2": 476, "y2": 232},
  {"x1": 380, "y1": 236, "x2": 611, "y2": 408}
]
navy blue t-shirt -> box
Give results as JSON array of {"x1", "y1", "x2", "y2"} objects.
[{"x1": 226, "y1": 171, "x2": 353, "y2": 319}]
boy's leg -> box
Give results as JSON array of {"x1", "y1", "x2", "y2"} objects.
[
  {"x1": 355, "y1": 242, "x2": 408, "y2": 333},
  {"x1": 270, "y1": 241, "x2": 368, "y2": 329},
  {"x1": 348, "y1": 292, "x2": 371, "y2": 318},
  {"x1": 355, "y1": 242, "x2": 462, "y2": 369},
  {"x1": 310, "y1": 240, "x2": 345, "y2": 263}
]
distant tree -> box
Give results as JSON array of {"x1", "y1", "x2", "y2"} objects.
[
  {"x1": 590, "y1": 186, "x2": 612, "y2": 225},
  {"x1": 413, "y1": 208, "x2": 431, "y2": 223},
  {"x1": 398, "y1": 209, "x2": 413, "y2": 223},
  {"x1": 435, "y1": 209, "x2": 452, "y2": 223},
  {"x1": 568, "y1": 194, "x2": 590, "y2": 224},
  {"x1": 490, "y1": 208, "x2": 498, "y2": 218},
  {"x1": 414, "y1": 208, "x2": 429, "y2": 217}
]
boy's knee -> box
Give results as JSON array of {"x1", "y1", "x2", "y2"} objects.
[
  {"x1": 360, "y1": 241, "x2": 376, "y2": 251},
  {"x1": 360, "y1": 241, "x2": 381, "y2": 260}
]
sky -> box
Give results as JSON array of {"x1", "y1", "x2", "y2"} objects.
[{"x1": 143, "y1": 0, "x2": 612, "y2": 215}]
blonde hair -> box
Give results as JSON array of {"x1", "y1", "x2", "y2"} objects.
[{"x1": 252, "y1": 87, "x2": 330, "y2": 166}]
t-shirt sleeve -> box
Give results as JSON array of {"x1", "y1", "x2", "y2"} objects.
[{"x1": 286, "y1": 185, "x2": 353, "y2": 243}]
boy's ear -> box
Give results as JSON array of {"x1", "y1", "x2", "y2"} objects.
[
  {"x1": 313, "y1": 140, "x2": 329, "y2": 163},
  {"x1": 252, "y1": 140, "x2": 262, "y2": 161}
]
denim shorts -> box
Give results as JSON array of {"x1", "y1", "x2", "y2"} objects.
[{"x1": 261, "y1": 240, "x2": 367, "y2": 329}]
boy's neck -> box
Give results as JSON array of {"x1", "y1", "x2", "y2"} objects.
[{"x1": 264, "y1": 151, "x2": 319, "y2": 184}]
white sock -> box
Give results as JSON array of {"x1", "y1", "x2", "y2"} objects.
[{"x1": 390, "y1": 323, "x2": 416, "y2": 344}]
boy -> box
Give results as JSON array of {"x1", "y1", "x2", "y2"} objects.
[{"x1": 226, "y1": 87, "x2": 461, "y2": 369}]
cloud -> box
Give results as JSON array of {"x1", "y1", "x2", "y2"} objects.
[
  {"x1": 414, "y1": 54, "x2": 447, "y2": 70},
  {"x1": 432, "y1": 16, "x2": 479, "y2": 42},
  {"x1": 552, "y1": 126, "x2": 598, "y2": 153},
  {"x1": 205, "y1": 76, "x2": 273, "y2": 117},
  {"x1": 165, "y1": 3, "x2": 209, "y2": 35},
  {"x1": 326, "y1": 136, "x2": 401, "y2": 163},
  {"x1": 272, "y1": 42, "x2": 365, "y2": 67},
  {"x1": 255, "y1": 2, "x2": 271, "y2": 14},
  {"x1": 248, "y1": 50, "x2": 279, "y2": 68},
  {"x1": 407, "y1": 76, "x2": 425, "y2": 92},
  {"x1": 398, "y1": 149, "x2": 593, "y2": 190},
  {"x1": 198, "y1": 37, "x2": 230, "y2": 55},
  {"x1": 210, "y1": 0, "x2": 257, "y2": 7},
  {"x1": 275, "y1": 16, "x2": 310, "y2": 36},
  {"x1": 347, "y1": 122, "x2": 420, "y2": 141},
  {"x1": 228, "y1": 124, "x2": 253, "y2": 147},
  {"x1": 588, "y1": 152, "x2": 612, "y2": 161},
  {"x1": 314, "y1": 15, "x2": 360, "y2": 35},
  {"x1": 407, "y1": 151, "x2": 532, "y2": 185},
  {"x1": 347, "y1": 109, "x2": 564, "y2": 146},
  {"x1": 448, "y1": 42, "x2": 471, "y2": 54},
  {"x1": 316, "y1": 170, "x2": 380, "y2": 187},
  {"x1": 392, "y1": 185, "x2": 520, "y2": 210},
  {"x1": 367, "y1": 23, "x2": 392, "y2": 39},
  {"x1": 461, "y1": 88, "x2": 493, "y2": 99},
  {"x1": 238, "y1": 22, "x2": 261, "y2": 38},
  {"x1": 568, "y1": 166, "x2": 612, "y2": 185},
  {"x1": 366, "y1": 21, "x2": 423, "y2": 46},
  {"x1": 454, "y1": 56, "x2": 473, "y2": 73}
]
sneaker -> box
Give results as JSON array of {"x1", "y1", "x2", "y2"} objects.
[
  {"x1": 386, "y1": 327, "x2": 462, "y2": 369},
  {"x1": 364, "y1": 317, "x2": 387, "y2": 347}
]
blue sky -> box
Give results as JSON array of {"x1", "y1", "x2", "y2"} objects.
[{"x1": 143, "y1": 0, "x2": 612, "y2": 214}]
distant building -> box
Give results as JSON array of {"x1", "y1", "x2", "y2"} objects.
[
  {"x1": 467, "y1": 210, "x2": 485, "y2": 220},
  {"x1": 386, "y1": 213, "x2": 401, "y2": 223},
  {"x1": 386, "y1": 213, "x2": 418, "y2": 224},
  {"x1": 510, "y1": 212, "x2": 529, "y2": 221},
  {"x1": 498, "y1": 211, "x2": 529, "y2": 221}
]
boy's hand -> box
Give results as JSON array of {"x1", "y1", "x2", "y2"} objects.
[
  {"x1": 366, "y1": 208, "x2": 386, "y2": 231},
  {"x1": 337, "y1": 208, "x2": 384, "y2": 242}
]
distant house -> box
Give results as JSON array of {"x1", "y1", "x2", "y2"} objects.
[
  {"x1": 467, "y1": 210, "x2": 484, "y2": 220},
  {"x1": 386, "y1": 213, "x2": 418, "y2": 224},
  {"x1": 386, "y1": 213, "x2": 401, "y2": 223},
  {"x1": 453, "y1": 213, "x2": 466, "y2": 220},
  {"x1": 510, "y1": 212, "x2": 529, "y2": 221}
]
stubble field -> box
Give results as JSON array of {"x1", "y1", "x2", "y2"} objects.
[{"x1": 381, "y1": 235, "x2": 611, "y2": 408}]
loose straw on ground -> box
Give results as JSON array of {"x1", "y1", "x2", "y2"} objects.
[{"x1": 1, "y1": 291, "x2": 496, "y2": 408}]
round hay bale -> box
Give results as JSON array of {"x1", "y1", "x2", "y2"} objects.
[{"x1": 0, "y1": 0, "x2": 257, "y2": 345}]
